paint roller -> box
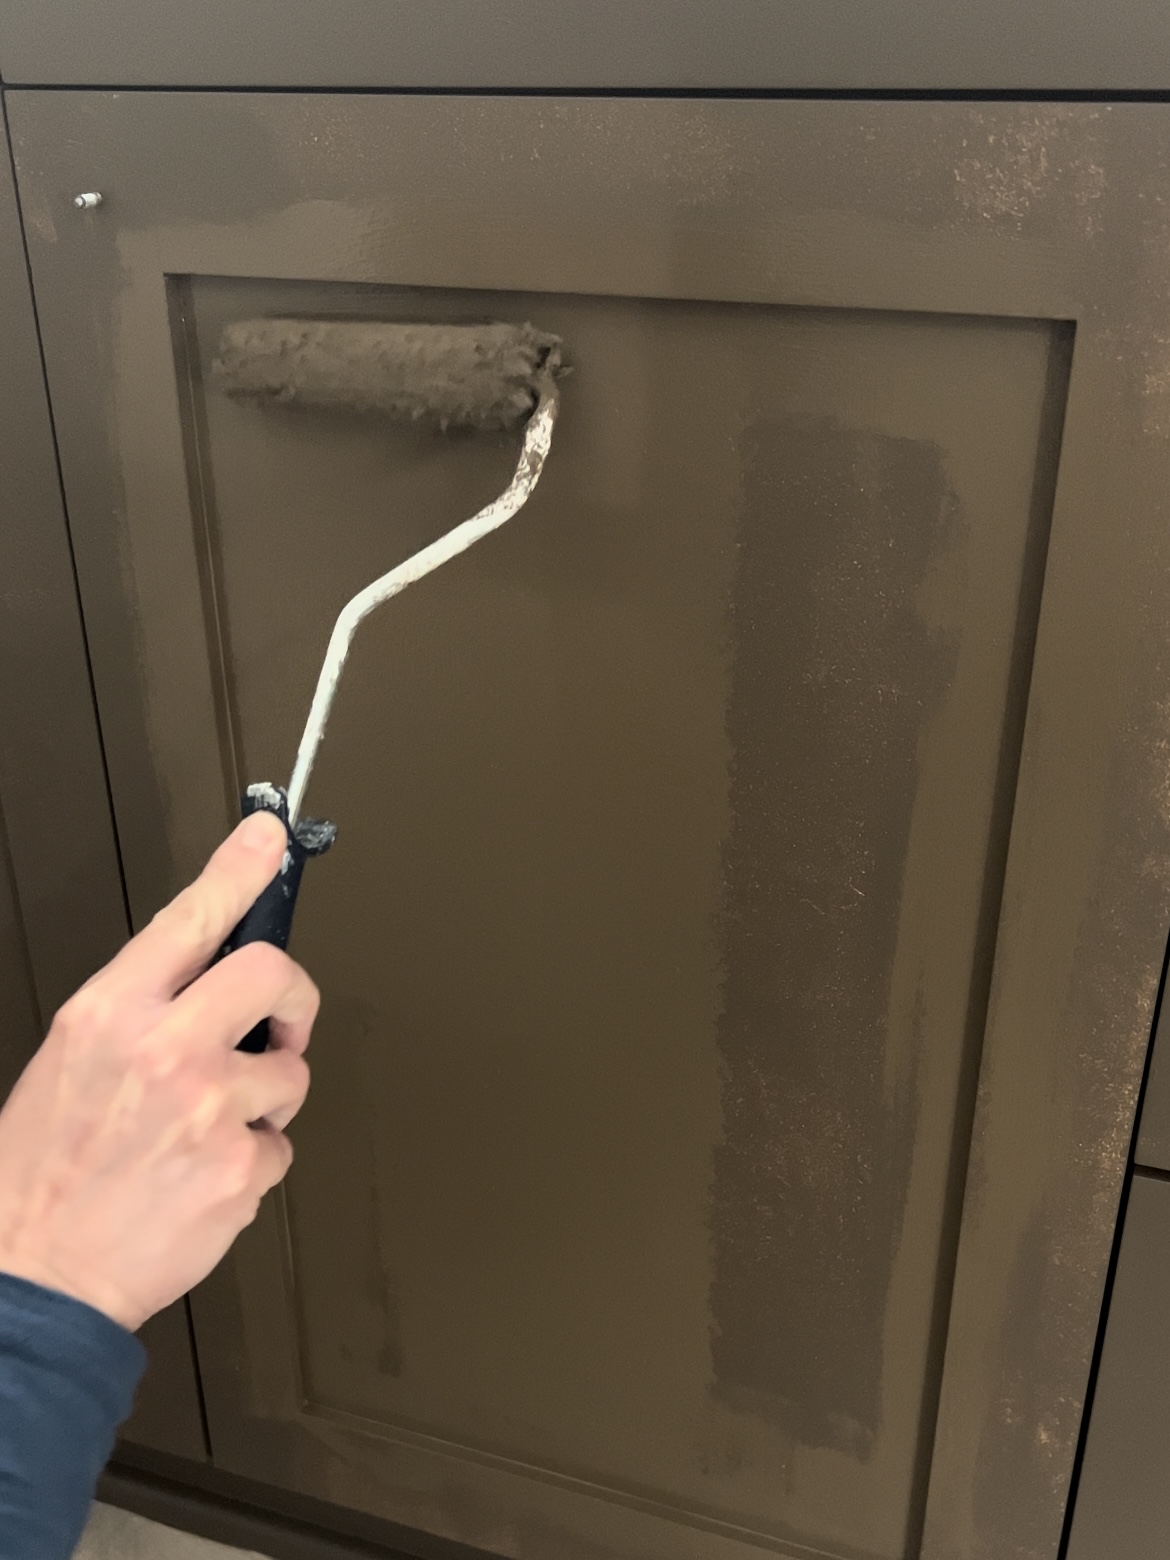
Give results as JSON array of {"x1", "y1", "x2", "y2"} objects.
[{"x1": 209, "y1": 318, "x2": 566, "y2": 1051}]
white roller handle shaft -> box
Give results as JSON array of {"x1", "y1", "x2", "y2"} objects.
[{"x1": 286, "y1": 384, "x2": 559, "y2": 827}]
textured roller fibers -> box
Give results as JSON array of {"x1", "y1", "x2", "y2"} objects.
[{"x1": 213, "y1": 318, "x2": 564, "y2": 431}]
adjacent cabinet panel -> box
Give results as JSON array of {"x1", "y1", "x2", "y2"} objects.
[
  {"x1": 1136, "y1": 997, "x2": 1170, "y2": 1171},
  {"x1": 1066, "y1": 1174, "x2": 1170, "y2": 1560},
  {"x1": 12, "y1": 94, "x2": 1170, "y2": 1560}
]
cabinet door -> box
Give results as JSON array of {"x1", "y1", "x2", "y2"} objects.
[
  {"x1": 0, "y1": 123, "x2": 58, "y2": 1088},
  {"x1": 11, "y1": 94, "x2": 1170, "y2": 1560},
  {"x1": 0, "y1": 103, "x2": 127, "y2": 1019},
  {"x1": 0, "y1": 843, "x2": 43, "y2": 1117},
  {"x1": 0, "y1": 107, "x2": 206, "y2": 1464}
]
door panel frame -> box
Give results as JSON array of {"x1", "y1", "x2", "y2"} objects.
[
  {"x1": 10, "y1": 93, "x2": 1170, "y2": 1559},
  {"x1": 1, "y1": 100, "x2": 210, "y2": 1461},
  {"x1": 0, "y1": 103, "x2": 127, "y2": 1015}
]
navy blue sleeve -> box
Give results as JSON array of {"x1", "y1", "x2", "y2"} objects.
[{"x1": 0, "y1": 1271, "x2": 146, "y2": 1560}]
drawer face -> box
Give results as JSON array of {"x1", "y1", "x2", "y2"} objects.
[
  {"x1": 13, "y1": 93, "x2": 1170, "y2": 1560},
  {"x1": 1068, "y1": 1173, "x2": 1170, "y2": 1560}
]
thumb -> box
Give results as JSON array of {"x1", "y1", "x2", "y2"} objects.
[{"x1": 106, "y1": 812, "x2": 290, "y2": 997}]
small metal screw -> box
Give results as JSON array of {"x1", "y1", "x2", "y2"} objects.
[{"x1": 73, "y1": 192, "x2": 102, "y2": 210}]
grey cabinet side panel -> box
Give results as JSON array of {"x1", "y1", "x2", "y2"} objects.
[
  {"x1": 0, "y1": 102, "x2": 127, "y2": 1011},
  {"x1": 1067, "y1": 1172, "x2": 1170, "y2": 1560},
  {"x1": 3, "y1": 0, "x2": 1170, "y2": 90}
]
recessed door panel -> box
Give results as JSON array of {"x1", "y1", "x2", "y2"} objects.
[{"x1": 170, "y1": 273, "x2": 1058, "y2": 1560}]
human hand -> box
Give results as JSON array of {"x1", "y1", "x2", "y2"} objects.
[{"x1": 0, "y1": 812, "x2": 319, "y2": 1331}]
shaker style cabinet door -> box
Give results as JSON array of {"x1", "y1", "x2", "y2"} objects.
[
  {"x1": 10, "y1": 95, "x2": 1170, "y2": 1560},
  {"x1": 0, "y1": 107, "x2": 208, "y2": 1465},
  {"x1": 0, "y1": 117, "x2": 127, "y2": 1025}
]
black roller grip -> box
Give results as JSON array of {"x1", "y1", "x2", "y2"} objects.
[{"x1": 215, "y1": 783, "x2": 337, "y2": 1054}]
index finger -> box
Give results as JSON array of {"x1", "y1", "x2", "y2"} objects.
[{"x1": 103, "y1": 811, "x2": 290, "y2": 998}]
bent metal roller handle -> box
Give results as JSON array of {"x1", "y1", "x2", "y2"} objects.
[{"x1": 210, "y1": 319, "x2": 565, "y2": 1051}]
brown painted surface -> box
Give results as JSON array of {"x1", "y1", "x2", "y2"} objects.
[
  {"x1": 1, "y1": 105, "x2": 207, "y2": 1464},
  {"x1": 0, "y1": 822, "x2": 42, "y2": 1104},
  {"x1": 0, "y1": 109, "x2": 127, "y2": 1013},
  {"x1": 3, "y1": 0, "x2": 1170, "y2": 91},
  {"x1": 710, "y1": 420, "x2": 956, "y2": 1456},
  {"x1": 1135, "y1": 999, "x2": 1170, "y2": 1172},
  {"x1": 10, "y1": 93, "x2": 1170, "y2": 1560},
  {"x1": 168, "y1": 275, "x2": 1049, "y2": 1559},
  {"x1": 0, "y1": 143, "x2": 43, "y2": 1077},
  {"x1": 1066, "y1": 1174, "x2": 1170, "y2": 1559},
  {"x1": 120, "y1": 1303, "x2": 208, "y2": 1463}
]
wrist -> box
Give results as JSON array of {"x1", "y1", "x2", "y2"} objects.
[{"x1": 0, "y1": 1248, "x2": 141, "y2": 1331}]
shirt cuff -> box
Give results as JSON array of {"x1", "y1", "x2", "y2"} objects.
[{"x1": 0, "y1": 1270, "x2": 146, "y2": 1560}]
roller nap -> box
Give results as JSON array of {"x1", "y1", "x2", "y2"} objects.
[{"x1": 214, "y1": 318, "x2": 563, "y2": 431}]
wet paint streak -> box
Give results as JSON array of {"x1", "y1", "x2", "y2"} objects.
[
  {"x1": 367, "y1": 1174, "x2": 404, "y2": 1379},
  {"x1": 710, "y1": 418, "x2": 958, "y2": 1455}
]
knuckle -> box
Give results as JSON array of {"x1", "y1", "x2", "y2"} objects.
[
  {"x1": 132, "y1": 1031, "x2": 184, "y2": 1084},
  {"x1": 231, "y1": 940, "x2": 290, "y2": 986},
  {"x1": 54, "y1": 984, "x2": 116, "y2": 1045},
  {"x1": 266, "y1": 1132, "x2": 294, "y2": 1187},
  {"x1": 238, "y1": 1194, "x2": 264, "y2": 1229},
  {"x1": 136, "y1": 1041, "x2": 227, "y2": 1124},
  {"x1": 302, "y1": 974, "x2": 321, "y2": 1020},
  {"x1": 291, "y1": 1054, "x2": 310, "y2": 1096},
  {"x1": 278, "y1": 1053, "x2": 311, "y2": 1107},
  {"x1": 219, "y1": 1132, "x2": 260, "y2": 1199},
  {"x1": 181, "y1": 1073, "x2": 228, "y2": 1132},
  {"x1": 153, "y1": 885, "x2": 221, "y2": 952}
]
